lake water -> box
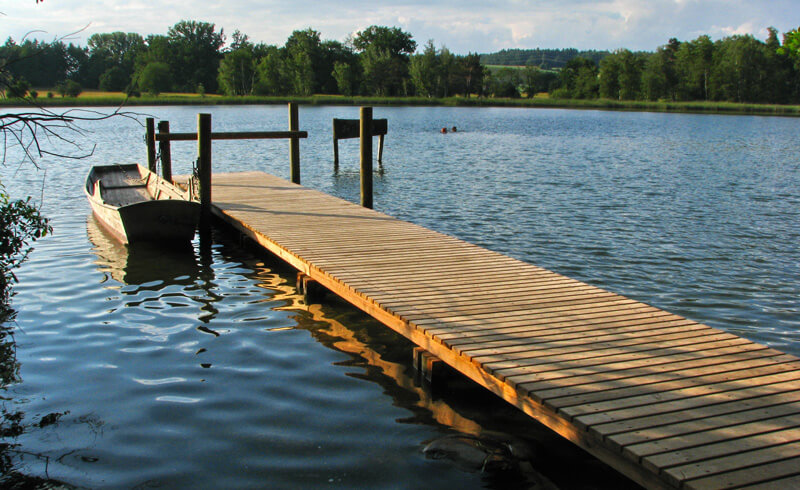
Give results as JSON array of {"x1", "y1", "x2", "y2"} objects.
[{"x1": 1, "y1": 105, "x2": 798, "y2": 489}]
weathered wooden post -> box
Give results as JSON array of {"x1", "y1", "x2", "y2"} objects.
[
  {"x1": 332, "y1": 121, "x2": 340, "y2": 171},
  {"x1": 145, "y1": 117, "x2": 156, "y2": 172},
  {"x1": 157, "y1": 120, "x2": 172, "y2": 182},
  {"x1": 378, "y1": 133, "x2": 385, "y2": 164},
  {"x1": 197, "y1": 113, "x2": 212, "y2": 230},
  {"x1": 289, "y1": 102, "x2": 300, "y2": 184},
  {"x1": 360, "y1": 107, "x2": 373, "y2": 209}
]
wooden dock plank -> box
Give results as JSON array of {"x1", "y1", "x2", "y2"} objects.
[{"x1": 207, "y1": 172, "x2": 800, "y2": 490}]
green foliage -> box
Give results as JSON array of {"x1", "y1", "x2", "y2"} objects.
[
  {"x1": 778, "y1": 28, "x2": 800, "y2": 57},
  {"x1": 84, "y1": 32, "x2": 144, "y2": 89},
  {"x1": 136, "y1": 61, "x2": 171, "y2": 95},
  {"x1": 0, "y1": 189, "x2": 51, "y2": 323},
  {"x1": 485, "y1": 67, "x2": 520, "y2": 98},
  {"x1": 55, "y1": 79, "x2": 82, "y2": 97},
  {"x1": 98, "y1": 66, "x2": 129, "y2": 91},
  {"x1": 332, "y1": 60, "x2": 360, "y2": 96},
  {"x1": 520, "y1": 65, "x2": 557, "y2": 97},
  {"x1": 480, "y1": 48, "x2": 610, "y2": 69},
  {"x1": 166, "y1": 20, "x2": 225, "y2": 93},
  {"x1": 353, "y1": 26, "x2": 416, "y2": 96},
  {"x1": 5, "y1": 77, "x2": 29, "y2": 98},
  {"x1": 5, "y1": 21, "x2": 800, "y2": 104},
  {"x1": 218, "y1": 47, "x2": 255, "y2": 95},
  {"x1": 351, "y1": 26, "x2": 416, "y2": 56},
  {"x1": 254, "y1": 46, "x2": 289, "y2": 96},
  {"x1": 560, "y1": 57, "x2": 599, "y2": 99}
]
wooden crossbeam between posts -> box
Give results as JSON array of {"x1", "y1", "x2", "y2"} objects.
[
  {"x1": 148, "y1": 103, "x2": 308, "y2": 226},
  {"x1": 155, "y1": 130, "x2": 308, "y2": 142},
  {"x1": 333, "y1": 117, "x2": 387, "y2": 170}
]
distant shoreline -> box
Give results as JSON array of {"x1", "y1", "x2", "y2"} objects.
[{"x1": 3, "y1": 93, "x2": 800, "y2": 117}]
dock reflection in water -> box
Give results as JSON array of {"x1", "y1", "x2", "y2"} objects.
[{"x1": 79, "y1": 219, "x2": 634, "y2": 489}]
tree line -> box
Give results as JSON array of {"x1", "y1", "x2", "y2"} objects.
[
  {"x1": 553, "y1": 29, "x2": 800, "y2": 103},
  {"x1": 481, "y1": 48, "x2": 609, "y2": 69},
  {"x1": 1, "y1": 21, "x2": 799, "y2": 104}
]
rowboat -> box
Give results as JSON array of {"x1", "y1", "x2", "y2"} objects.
[{"x1": 85, "y1": 164, "x2": 200, "y2": 245}]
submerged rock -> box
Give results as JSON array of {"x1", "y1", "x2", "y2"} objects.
[
  {"x1": 422, "y1": 432, "x2": 560, "y2": 489},
  {"x1": 422, "y1": 433, "x2": 527, "y2": 472}
]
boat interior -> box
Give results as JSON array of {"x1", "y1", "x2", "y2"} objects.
[{"x1": 88, "y1": 165, "x2": 188, "y2": 207}]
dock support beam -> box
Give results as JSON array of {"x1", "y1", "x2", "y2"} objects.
[
  {"x1": 296, "y1": 272, "x2": 326, "y2": 302},
  {"x1": 157, "y1": 120, "x2": 172, "y2": 183},
  {"x1": 289, "y1": 103, "x2": 300, "y2": 184},
  {"x1": 413, "y1": 347, "x2": 446, "y2": 385},
  {"x1": 197, "y1": 113, "x2": 212, "y2": 230},
  {"x1": 360, "y1": 107, "x2": 373, "y2": 209},
  {"x1": 145, "y1": 117, "x2": 156, "y2": 173}
]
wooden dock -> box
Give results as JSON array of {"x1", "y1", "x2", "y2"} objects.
[{"x1": 208, "y1": 171, "x2": 800, "y2": 489}]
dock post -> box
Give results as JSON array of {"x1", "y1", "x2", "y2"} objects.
[
  {"x1": 360, "y1": 107, "x2": 373, "y2": 209},
  {"x1": 145, "y1": 117, "x2": 156, "y2": 173},
  {"x1": 378, "y1": 133, "x2": 384, "y2": 164},
  {"x1": 197, "y1": 113, "x2": 212, "y2": 230},
  {"x1": 289, "y1": 102, "x2": 300, "y2": 184},
  {"x1": 332, "y1": 120, "x2": 340, "y2": 172},
  {"x1": 157, "y1": 120, "x2": 172, "y2": 182}
]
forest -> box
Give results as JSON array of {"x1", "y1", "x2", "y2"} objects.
[{"x1": 1, "y1": 20, "x2": 799, "y2": 104}]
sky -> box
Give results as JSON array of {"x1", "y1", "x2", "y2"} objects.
[{"x1": 3, "y1": 0, "x2": 799, "y2": 53}]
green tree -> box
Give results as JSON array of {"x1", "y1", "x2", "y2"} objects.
[
  {"x1": 254, "y1": 46, "x2": 289, "y2": 95},
  {"x1": 460, "y1": 53, "x2": 485, "y2": 97},
  {"x1": 284, "y1": 29, "x2": 320, "y2": 95},
  {"x1": 559, "y1": 57, "x2": 599, "y2": 99},
  {"x1": 85, "y1": 32, "x2": 144, "y2": 89},
  {"x1": 55, "y1": 79, "x2": 81, "y2": 97},
  {"x1": 599, "y1": 49, "x2": 643, "y2": 100},
  {"x1": 217, "y1": 47, "x2": 255, "y2": 95},
  {"x1": 166, "y1": 20, "x2": 225, "y2": 93},
  {"x1": 318, "y1": 40, "x2": 354, "y2": 94},
  {"x1": 136, "y1": 61, "x2": 172, "y2": 95},
  {"x1": 352, "y1": 25, "x2": 416, "y2": 96},
  {"x1": 675, "y1": 35, "x2": 714, "y2": 100},
  {"x1": 709, "y1": 35, "x2": 770, "y2": 102},
  {"x1": 5, "y1": 77, "x2": 29, "y2": 98},
  {"x1": 486, "y1": 67, "x2": 520, "y2": 98},
  {"x1": 360, "y1": 45, "x2": 406, "y2": 96},
  {"x1": 98, "y1": 66, "x2": 128, "y2": 91},
  {"x1": 332, "y1": 60, "x2": 359, "y2": 96},
  {"x1": 409, "y1": 40, "x2": 438, "y2": 97},
  {"x1": 640, "y1": 39, "x2": 680, "y2": 101},
  {"x1": 351, "y1": 25, "x2": 416, "y2": 56}
]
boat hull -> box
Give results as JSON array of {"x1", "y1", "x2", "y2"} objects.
[{"x1": 85, "y1": 164, "x2": 200, "y2": 245}]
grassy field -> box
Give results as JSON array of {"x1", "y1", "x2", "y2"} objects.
[{"x1": 3, "y1": 90, "x2": 800, "y2": 117}]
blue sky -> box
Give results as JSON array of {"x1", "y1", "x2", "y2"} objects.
[{"x1": 3, "y1": 0, "x2": 799, "y2": 53}]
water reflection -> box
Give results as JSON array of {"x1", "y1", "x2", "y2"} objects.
[
  {"x1": 87, "y1": 215, "x2": 200, "y2": 287},
  {"x1": 248, "y1": 256, "x2": 627, "y2": 489}
]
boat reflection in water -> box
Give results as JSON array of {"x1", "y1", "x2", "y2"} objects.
[{"x1": 87, "y1": 214, "x2": 201, "y2": 286}]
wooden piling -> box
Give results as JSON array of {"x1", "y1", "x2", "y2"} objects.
[
  {"x1": 145, "y1": 117, "x2": 156, "y2": 173},
  {"x1": 157, "y1": 120, "x2": 172, "y2": 182},
  {"x1": 360, "y1": 107, "x2": 373, "y2": 209},
  {"x1": 333, "y1": 123, "x2": 340, "y2": 171},
  {"x1": 197, "y1": 113, "x2": 212, "y2": 229},
  {"x1": 289, "y1": 103, "x2": 300, "y2": 184}
]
